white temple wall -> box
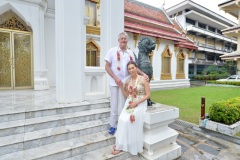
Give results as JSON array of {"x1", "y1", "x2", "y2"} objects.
[{"x1": 45, "y1": 17, "x2": 56, "y2": 87}]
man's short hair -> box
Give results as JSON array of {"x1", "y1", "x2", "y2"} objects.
[{"x1": 118, "y1": 32, "x2": 129, "y2": 40}]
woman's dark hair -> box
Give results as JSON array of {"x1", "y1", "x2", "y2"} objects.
[{"x1": 127, "y1": 61, "x2": 138, "y2": 68}]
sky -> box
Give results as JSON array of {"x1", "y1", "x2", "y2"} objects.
[{"x1": 136, "y1": 0, "x2": 238, "y2": 23}]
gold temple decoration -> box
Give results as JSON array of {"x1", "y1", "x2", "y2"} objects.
[
  {"x1": 174, "y1": 45, "x2": 179, "y2": 55},
  {"x1": 0, "y1": 32, "x2": 11, "y2": 88},
  {"x1": 176, "y1": 49, "x2": 185, "y2": 79},
  {"x1": 0, "y1": 11, "x2": 33, "y2": 89},
  {"x1": 187, "y1": 49, "x2": 193, "y2": 58},
  {"x1": 86, "y1": 26, "x2": 100, "y2": 35},
  {"x1": 161, "y1": 45, "x2": 172, "y2": 80},
  {"x1": 86, "y1": 38, "x2": 100, "y2": 66},
  {"x1": 156, "y1": 38, "x2": 162, "y2": 51},
  {"x1": 0, "y1": 10, "x2": 31, "y2": 32},
  {"x1": 133, "y1": 33, "x2": 140, "y2": 48}
]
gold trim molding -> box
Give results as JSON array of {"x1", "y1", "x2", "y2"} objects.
[
  {"x1": 161, "y1": 73, "x2": 172, "y2": 80},
  {"x1": 86, "y1": 26, "x2": 100, "y2": 35},
  {"x1": 156, "y1": 38, "x2": 162, "y2": 51},
  {"x1": 133, "y1": 33, "x2": 139, "y2": 48},
  {"x1": 176, "y1": 73, "x2": 185, "y2": 79}
]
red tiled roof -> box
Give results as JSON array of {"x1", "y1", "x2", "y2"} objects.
[
  {"x1": 124, "y1": 0, "x2": 170, "y2": 24},
  {"x1": 124, "y1": 0, "x2": 197, "y2": 50}
]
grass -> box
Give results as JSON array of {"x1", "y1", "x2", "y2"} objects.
[{"x1": 151, "y1": 86, "x2": 240, "y2": 125}]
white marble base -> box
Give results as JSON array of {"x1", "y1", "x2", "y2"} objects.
[
  {"x1": 34, "y1": 70, "x2": 50, "y2": 90},
  {"x1": 150, "y1": 79, "x2": 190, "y2": 91},
  {"x1": 140, "y1": 142, "x2": 181, "y2": 160},
  {"x1": 143, "y1": 104, "x2": 181, "y2": 160},
  {"x1": 199, "y1": 118, "x2": 240, "y2": 136}
]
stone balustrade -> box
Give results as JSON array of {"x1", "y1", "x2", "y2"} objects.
[{"x1": 141, "y1": 103, "x2": 181, "y2": 160}]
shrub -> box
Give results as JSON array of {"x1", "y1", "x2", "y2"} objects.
[
  {"x1": 209, "y1": 97, "x2": 240, "y2": 125},
  {"x1": 207, "y1": 81, "x2": 240, "y2": 86}
]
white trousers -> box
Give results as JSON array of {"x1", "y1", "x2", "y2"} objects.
[{"x1": 109, "y1": 86, "x2": 126, "y2": 128}]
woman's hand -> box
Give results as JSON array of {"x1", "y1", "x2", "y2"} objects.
[{"x1": 128, "y1": 101, "x2": 138, "y2": 109}]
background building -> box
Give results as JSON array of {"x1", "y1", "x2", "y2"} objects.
[{"x1": 166, "y1": 0, "x2": 238, "y2": 78}]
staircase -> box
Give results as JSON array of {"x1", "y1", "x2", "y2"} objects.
[{"x1": 0, "y1": 99, "x2": 139, "y2": 160}]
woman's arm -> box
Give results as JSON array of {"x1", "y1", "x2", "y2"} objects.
[{"x1": 128, "y1": 77, "x2": 150, "y2": 108}]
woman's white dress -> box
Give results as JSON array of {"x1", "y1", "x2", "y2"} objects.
[{"x1": 115, "y1": 75, "x2": 147, "y2": 155}]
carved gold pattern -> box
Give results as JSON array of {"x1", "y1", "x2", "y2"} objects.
[
  {"x1": 133, "y1": 33, "x2": 139, "y2": 48},
  {"x1": 156, "y1": 38, "x2": 162, "y2": 51},
  {"x1": 176, "y1": 49, "x2": 185, "y2": 79},
  {"x1": 0, "y1": 32, "x2": 11, "y2": 88},
  {"x1": 161, "y1": 45, "x2": 172, "y2": 80},
  {"x1": 14, "y1": 34, "x2": 32, "y2": 87},
  {"x1": 86, "y1": 25, "x2": 100, "y2": 35},
  {"x1": 86, "y1": 39, "x2": 100, "y2": 66},
  {"x1": 0, "y1": 10, "x2": 32, "y2": 32}
]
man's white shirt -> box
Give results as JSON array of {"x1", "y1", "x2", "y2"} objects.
[{"x1": 105, "y1": 46, "x2": 135, "y2": 86}]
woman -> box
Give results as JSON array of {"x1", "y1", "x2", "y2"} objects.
[{"x1": 112, "y1": 61, "x2": 150, "y2": 155}]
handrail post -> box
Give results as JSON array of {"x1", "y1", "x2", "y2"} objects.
[{"x1": 201, "y1": 97, "x2": 205, "y2": 120}]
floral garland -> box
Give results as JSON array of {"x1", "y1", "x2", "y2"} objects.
[
  {"x1": 117, "y1": 50, "x2": 133, "y2": 71},
  {"x1": 126, "y1": 77, "x2": 138, "y2": 123}
]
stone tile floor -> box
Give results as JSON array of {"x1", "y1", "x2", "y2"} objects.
[
  {"x1": 0, "y1": 88, "x2": 240, "y2": 160},
  {"x1": 171, "y1": 121, "x2": 240, "y2": 160}
]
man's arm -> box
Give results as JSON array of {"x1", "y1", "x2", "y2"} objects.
[
  {"x1": 105, "y1": 61, "x2": 123, "y2": 86},
  {"x1": 137, "y1": 68, "x2": 149, "y2": 82}
]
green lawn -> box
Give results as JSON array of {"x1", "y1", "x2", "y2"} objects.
[{"x1": 151, "y1": 86, "x2": 240, "y2": 124}]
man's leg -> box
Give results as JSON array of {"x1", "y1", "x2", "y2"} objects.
[
  {"x1": 109, "y1": 86, "x2": 118, "y2": 134},
  {"x1": 117, "y1": 88, "x2": 126, "y2": 116}
]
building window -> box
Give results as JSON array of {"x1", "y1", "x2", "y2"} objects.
[
  {"x1": 207, "y1": 55, "x2": 214, "y2": 61},
  {"x1": 217, "y1": 29, "x2": 222, "y2": 35},
  {"x1": 161, "y1": 45, "x2": 172, "y2": 80},
  {"x1": 185, "y1": 9, "x2": 190, "y2": 12},
  {"x1": 186, "y1": 18, "x2": 195, "y2": 25},
  {"x1": 197, "y1": 36, "x2": 206, "y2": 45},
  {"x1": 197, "y1": 52, "x2": 205, "y2": 60},
  {"x1": 208, "y1": 26, "x2": 215, "y2": 32},
  {"x1": 197, "y1": 65, "x2": 204, "y2": 74},
  {"x1": 86, "y1": 39, "x2": 100, "y2": 66},
  {"x1": 176, "y1": 49, "x2": 185, "y2": 79},
  {"x1": 198, "y1": 23, "x2": 206, "y2": 29}
]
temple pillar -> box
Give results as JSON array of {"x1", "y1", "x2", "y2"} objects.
[
  {"x1": 55, "y1": 0, "x2": 85, "y2": 103},
  {"x1": 34, "y1": 4, "x2": 49, "y2": 90},
  {"x1": 100, "y1": 0, "x2": 124, "y2": 67}
]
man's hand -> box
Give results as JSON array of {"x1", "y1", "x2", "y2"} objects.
[
  {"x1": 143, "y1": 74, "x2": 149, "y2": 82},
  {"x1": 115, "y1": 78, "x2": 123, "y2": 87}
]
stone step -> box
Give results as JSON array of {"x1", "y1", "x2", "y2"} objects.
[
  {"x1": 0, "y1": 118, "x2": 109, "y2": 156},
  {"x1": 65, "y1": 145, "x2": 136, "y2": 160},
  {"x1": 0, "y1": 131, "x2": 115, "y2": 160},
  {"x1": 0, "y1": 108, "x2": 110, "y2": 137},
  {"x1": 0, "y1": 99, "x2": 110, "y2": 123}
]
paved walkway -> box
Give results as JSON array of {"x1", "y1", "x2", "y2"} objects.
[{"x1": 170, "y1": 120, "x2": 240, "y2": 160}]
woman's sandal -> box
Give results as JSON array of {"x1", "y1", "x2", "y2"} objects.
[
  {"x1": 111, "y1": 150, "x2": 122, "y2": 155},
  {"x1": 113, "y1": 145, "x2": 116, "y2": 150}
]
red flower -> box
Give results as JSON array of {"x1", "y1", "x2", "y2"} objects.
[
  {"x1": 130, "y1": 115, "x2": 135, "y2": 123},
  {"x1": 117, "y1": 67, "x2": 120, "y2": 71}
]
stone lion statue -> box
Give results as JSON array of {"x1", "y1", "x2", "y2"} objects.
[{"x1": 135, "y1": 37, "x2": 156, "y2": 106}]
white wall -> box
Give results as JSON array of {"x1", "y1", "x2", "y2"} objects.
[{"x1": 45, "y1": 17, "x2": 56, "y2": 87}]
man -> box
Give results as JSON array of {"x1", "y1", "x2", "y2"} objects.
[{"x1": 105, "y1": 32, "x2": 148, "y2": 135}]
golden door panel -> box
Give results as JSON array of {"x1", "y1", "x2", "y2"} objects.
[
  {"x1": 14, "y1": 33, "x2": 32, "y2": 88},
  {"x1": 0, "y1": 32, "x2": 11, "y2": 88}
]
